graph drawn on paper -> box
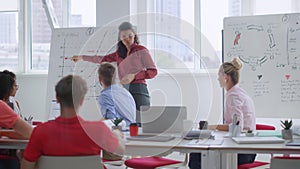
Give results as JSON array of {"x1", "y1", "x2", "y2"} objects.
[{"x1": 46, "y1": 27, "x2": 119, "y2": 120}]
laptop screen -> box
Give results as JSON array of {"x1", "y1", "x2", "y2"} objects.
[{"x1": 140, "y1": 106, "x2": 187, "y2": 134}]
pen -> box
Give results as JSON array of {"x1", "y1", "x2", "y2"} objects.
[
  {"x1": 233, "y1": 113, "x2": 237, "y2": 125},
  {"x1": 236, "y1": 121, "x2": 240, "y2": 125}
]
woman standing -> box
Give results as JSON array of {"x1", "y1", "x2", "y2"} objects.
[{"x1": 72, "y1": 22, "x2": 157, "y2": 111}]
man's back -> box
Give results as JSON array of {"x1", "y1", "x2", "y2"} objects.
[
  {"x1": 23, "y1": 116, "x2": 118, "y2": 161},
  {"x1": 99, "y1": 84, "x2": 136, "y2": 126}
]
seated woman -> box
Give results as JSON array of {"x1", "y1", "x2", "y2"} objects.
[
  {"x1": 2, "y1": 70, "x2": 22, "y2": 117},
  {"x1": 0, "y1": 72, "x2": 32, "y2": 169},
  {"x1": 188, "y1": 57, "x2": 256, "y2": 169}
]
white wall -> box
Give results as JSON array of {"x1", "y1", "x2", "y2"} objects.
[
  {"x1": 16, "y1": 73, "x2": 300, "y2": 130},
  {"x1": 16, "y1": 74, "x2": 48, "y2": 121},
  {"x1": 15, "y1": 73, "x2": 223, "y2": 125}
]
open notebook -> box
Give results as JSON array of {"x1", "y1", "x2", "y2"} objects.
[{"x1": 127, "y1": 106, "x2": 187, "y2": 142}]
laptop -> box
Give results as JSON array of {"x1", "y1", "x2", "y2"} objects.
[{"x1": 127, "y1": 106, "x2": 187, "y2": 142}]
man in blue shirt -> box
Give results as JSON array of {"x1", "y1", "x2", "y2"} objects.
[{"x1": 98, "y1": 62, "x2": 136, "y2": 126}]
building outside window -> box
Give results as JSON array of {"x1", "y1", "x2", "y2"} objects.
[
  {"x1": 0, "y1": 0, "x2": 297, "y2": 72},
  {"x1": 0, "y1": 0, "x2": 18, "y2": 70}
]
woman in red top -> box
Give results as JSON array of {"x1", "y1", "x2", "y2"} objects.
[{"x1": 72, "y1": 22, "x2": 157, "y2": 111}]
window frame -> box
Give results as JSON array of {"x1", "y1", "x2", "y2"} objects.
[{"x1": 14, "y1": 0, "x2": 300, "y2": 74}]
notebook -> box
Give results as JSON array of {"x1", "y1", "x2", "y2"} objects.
[
  {"x1": 182, "y1": 130, "x2": 212, "y2": 140},
  {"x1": 232, "y1": 136, "x2": 285, "y2": 144},
  {"x1": 286, "y1": 138, "x2": 300, "y2": 146},
  {"x1": 127, "y1": 135, "x2": 176, "y2": 142},
  {"x1": 127, "y1": 106, "x2": 187, "y2": 142}
]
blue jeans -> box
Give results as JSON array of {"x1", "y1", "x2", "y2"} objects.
[{"x1": 188, "y1": 153, "x2": 256, "y2": 169}]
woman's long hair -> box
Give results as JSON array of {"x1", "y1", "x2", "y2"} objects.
[
  {"x1": 0, "y1": 73, "x2": 14, "y2": 101},
  {"x1": 117, "y1": 22, "x2": 140, "y2": 59}
]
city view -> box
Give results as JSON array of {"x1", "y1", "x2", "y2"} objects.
[{"x1": 0, "y1": 0, "x2": 225, "y2": 71}]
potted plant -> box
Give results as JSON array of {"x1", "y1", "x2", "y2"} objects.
[
  {"x1": 281, "y1": 119, "x2": 293, "y2": 139},
  {"x1": 111, "y1": 118, "x2": 123, "y2": 130}
]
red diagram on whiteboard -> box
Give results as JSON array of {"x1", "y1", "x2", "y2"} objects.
[{"x1": 234, "y1": 33, "x2": 241, "y2": 45}]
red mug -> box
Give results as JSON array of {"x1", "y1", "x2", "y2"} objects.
[{"x1": 129, "y1": 123, "x2": 139, "y2": 136}]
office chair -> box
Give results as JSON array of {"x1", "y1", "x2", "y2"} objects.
[
  {"x1": 255, "y1": 124, "x2": 276, "y2": 130},
  {"x1": 238, "y1": 124, "x2": 276, "y2": 169},
  {"x1": 125, "y1": 153, "x2": 188, "y2": 169},
  {"x1": 37, "y1": 155, "x2": 104, "y2": 169}
]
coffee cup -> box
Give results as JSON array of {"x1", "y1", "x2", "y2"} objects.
[
  {"x1": 129, "y1": 123, "x2": 139, "y2": 136},
  {"x1": 199, "y1": 120, "x2": 208, "y2": 130}
]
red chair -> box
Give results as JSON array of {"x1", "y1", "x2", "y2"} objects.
[
  {"x1": 255, "y1": 124, "x2": 276, "y2": 130},
  {"x1": 238, "y1": 124, "x2": 276, "y2": 169},
  {"x1": 124, "y1": 154, "x2": 188, "y2": 169}
]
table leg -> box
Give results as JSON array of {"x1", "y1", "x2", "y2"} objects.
[
  {"x1": 202, "y1": 150, "x2": 221, "y2": 169},
  {"x1": 224, "y1": 153, "x2": 237, "y2": 169}
]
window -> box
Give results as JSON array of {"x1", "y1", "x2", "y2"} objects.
[
  {"x1": 254, "y1": 0, "x2": 294, "y2": 15},
  {"x1": 1, "y1": 0, "x2": 299, "y2": 73},
  {"x1": 69, "y1": 0, "x2": 96, "y2": 27},
  {"x1": 31, "y1": 0, "x2": 63, "y2": 71},
  {"x1": 31, "y1": 0, "x2": 96, "y2": 71},
  {"x1": 154, "y1": 0, "x2": 198, "y2": 69},
  {"x1": 201, "y1": 0, "x2": 231, "y2": 69},
  {"x1": 0, "y1": 0, "x2": 19, "y2": 71},
  {"x1": 146, "y1": 0, "x2": 229, "y2": 70}
]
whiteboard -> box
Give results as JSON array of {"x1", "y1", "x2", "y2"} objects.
[
  {"x1": 223, "y1": 13, "x2": 300, "y2": 118},
  {"x1": 46, "y1": 27, "x2": 119, "y2": 120}
]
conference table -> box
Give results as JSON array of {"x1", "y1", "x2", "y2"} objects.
[
  {"x1": 0, "y1": 130, "x2": 299, "y2": 169},
  {"x1": 124, "y1": 136, "x2": 219, "y2": 168},
  {"x1": 0, "y1": 137, "x2": 28, "y2": 149},
  {"x1": 210, "y1": 133, "x2": 300, "y2": 169},
  {"x1": 125, "y1": 131, "x2": 300, "y2": 169}
]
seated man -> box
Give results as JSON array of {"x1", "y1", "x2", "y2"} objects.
[
  {"x1": 98, "y1": 62, "x2": 136, "y2": 126},
  {"x1": 21, "y1": 75, "x2": 125, "y2": 169}
]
